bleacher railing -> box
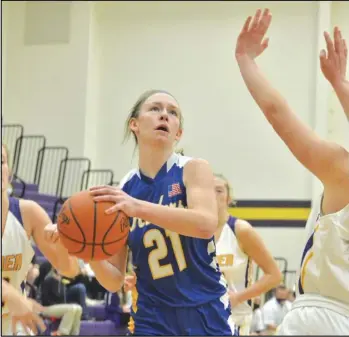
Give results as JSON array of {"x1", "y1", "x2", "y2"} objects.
[
  {"x1": 2, "y1": 124, "x2": 24, "y2": 168},
  {"x1": 35, "y1": 146, "x2": 69, "y2": 195},
  {"x1": 57, "y1": 157, "x2": 91, "y2": 198},
  {"x1": 81, "y1": 169, "x2": 114, "y2": 190},
  {"x1": 14, "y1": 135, "x2": 46, "y2": 183}
]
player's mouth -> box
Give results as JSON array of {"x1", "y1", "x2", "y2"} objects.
[{"x1": 155, "y1": 124, "x2": 169, "y2": 133}]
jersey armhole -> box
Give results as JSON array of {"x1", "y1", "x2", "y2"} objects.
[
  {"x1": 227, "y1": 216, "x2": 237, "y2": 235},
  {"x1": 9, "y1": 197, "x2": 24, "y2": 226}
]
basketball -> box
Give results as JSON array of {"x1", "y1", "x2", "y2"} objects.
[{"x1": 56, "y1": 190, "x2": 130, "y2": 261}]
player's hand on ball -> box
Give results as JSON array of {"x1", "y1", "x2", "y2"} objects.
[
  {"x1": 235, "y1": 8, "x2": 272, "y2": 60},
  {"x1": 90, "y1": 185, "x2": 138, "y2": 217},
  {"x1": 43, "y1": 223, "x2": 60, "y2": 244}
]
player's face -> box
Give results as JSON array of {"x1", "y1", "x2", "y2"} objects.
[
  {"x1": 130, "y1": 93, "x2": 183, "y2": 147},
  {"x1": 214, "y1": 177, "x2": 230, "y2": 212},
  {"x1": 2, "y1": 146, "x2": 10, "y2": 192}
]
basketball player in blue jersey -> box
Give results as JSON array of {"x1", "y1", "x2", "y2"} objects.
[
  {"x1": 235, "y1": 9, "x2": 349, "y2": 335},
  {"x1": 88, "y1": 90, "x2": 235, "y2": 335},
  {"x1": 123, "y1": 173, "x2": 282, "y2": 336},
  {"x1": 1, "y1": 144, "x2": 80, "y2": 335}
]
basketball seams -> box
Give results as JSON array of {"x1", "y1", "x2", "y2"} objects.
[
  {"x1": 57, "y1": 200, "x2": 87, "y2": 254},
  {"x1": 91, "y1": 202, "x2": 98, "y2": 260},
  {"x1": 101, "y1": 211, "x2": 121, "y2": 242},
  {"x1": 101, "y1": 211, "x2": 124, "y2": 256},
  {"x1": 57, "y1": 191, "x2": 130, "y2": 260},
  {"x1": 58, "y1": 229, "x2": 129, "y2": 246},
  {"x1": 68, "y1": 200, "x2": 87, "y2": 243}
]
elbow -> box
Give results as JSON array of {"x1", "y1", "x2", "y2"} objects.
[
  {"x1": 103, "y1": 281, "x2": 123, "y2": 294},
  {"x1": 200, "y1": 231, "x2": 215, "y2": 239},
  {"x1": 270, "y1": 269, "x2": 283, "y2": 288},
  {"x1": 60, "y1": 268, "x2": 79, "y2": 279},
  {"x1": 199, "y1": 214, "x2": 218, "y2": 239},
  {"x1": 94, "y1": 274, "x2": 124, "y2": 294}
]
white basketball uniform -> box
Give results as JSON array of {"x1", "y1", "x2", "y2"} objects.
[
  {"x1": 2, "y1": 198, "x2": 34, "y2": 336},
  {"x1": 278, "y1": 196, "x2": 349, "y2": 335},
  {"x1": 216, "y1": 216, "x2": 254, "y2": 335}
]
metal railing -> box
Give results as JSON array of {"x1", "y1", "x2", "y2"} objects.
[
  {"x1": 2, "y1": 124, "x2": 122, "y2": 225},
  {"x1": 13, "y1": 135, "x2": 46, "y2": 182},
  {"x1": 81, "y1": 169, "x2": 114, "y2": 190},
  {"x1": 34, "y1": 146, "x2": 69, "y2": 195},
  {"x1": 2, "y1": 124, "x2": 24, "y2": 168},
  {"x1": 56, "y1": 157, "x2": 91, "y2": 198}
]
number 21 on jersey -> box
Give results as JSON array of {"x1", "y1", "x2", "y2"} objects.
[{"x1": 143, "y1": 229, "x2": 187, "y2": 280}]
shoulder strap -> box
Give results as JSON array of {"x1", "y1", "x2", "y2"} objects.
[
  {"x1": 226, "y1": 215, "x2": 238, "y2": 235},
  {"x1": 9, "y1": 197, "x2": 24, "y2": 226}
]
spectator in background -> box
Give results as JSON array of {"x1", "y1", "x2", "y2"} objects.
[
  {"x1": 250, "y1": 297, "x2": 265, "y2": 335},
  {"x1": 35, "y1": 260, "x2": 89, "y2": 320},
  {"x1": 261, "y1": 285, "x2": 292, "y2": 334},
  {"x1": 64, "y1": 260, "x2": 89, "y2": 319},
  {"x1": 75, "y1": 260, "x2": 106, "y2": 301},
  {"x1": 41, "y1": 268, "x2": 82, "y2": 336}
]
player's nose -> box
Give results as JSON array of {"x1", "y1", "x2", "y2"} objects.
[{"x1": 159, "y1": 110, "x2": 169, "y2": 121}]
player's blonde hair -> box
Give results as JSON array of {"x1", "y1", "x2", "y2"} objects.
[
  {"x1": 123, "y1": 89, "x2": 184, "y2": 146},
  {"x1": 214, "y1": 173, "x2": 237, "y2": 207},
  {"x1": 175, "y1": 148, "x2": 185, "y2": 155},
  {"x1": 2, "y1": 143, "x2": 13, "y2": 188}
]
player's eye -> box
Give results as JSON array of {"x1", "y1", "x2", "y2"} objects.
[{"x1": 151, "y1": 106, "x2": 160, "y2": 112}]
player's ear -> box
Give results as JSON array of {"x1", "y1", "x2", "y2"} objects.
[
  {"x1": 129, "y1": 117, "x2": 139, "y2": 136},
  {"x1": 227, "y1": 194, "x2": 233, "y2": 206},
  {"x1": 175, "y1": 128, "x2": 183, "y2": 141}
]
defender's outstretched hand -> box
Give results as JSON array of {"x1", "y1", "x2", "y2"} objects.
[
  {"x1": 235, "y1": 8, "x2": 272, "y2": 60},
  {"x1": 320, "y1": 27, "x2": 347, "y2": 86}
]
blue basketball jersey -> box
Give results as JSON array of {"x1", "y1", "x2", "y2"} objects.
[{"x1": 120, "y1": 152, "x2": 227, "y2": 307}]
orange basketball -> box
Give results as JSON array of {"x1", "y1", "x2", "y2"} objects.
[{"x1": 57, "y1": 190, "x2": 130, "y2": 261}]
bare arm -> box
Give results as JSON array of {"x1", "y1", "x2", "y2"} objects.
[
  {"x1": 134, "y1": 159, "x2": 218, "y2": 239},
  {"x1": 333, "y1": 81, "x2": 349, "y2": 120},
  {"x1": 91, "y1": 159, "x2": 218, "y2": 239},
  {"x1": 232, "y1": 220, "x2": 282, "y2": 304},
  {"x1": 20, "y1": 200, "x2": 80, "y2": 278},
  {"x1": 89, "y1": 244, "x2": 129, "y2": 293},
  {"x1": 235, "y1": 9, "x2": 349, "y2": 185}
]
